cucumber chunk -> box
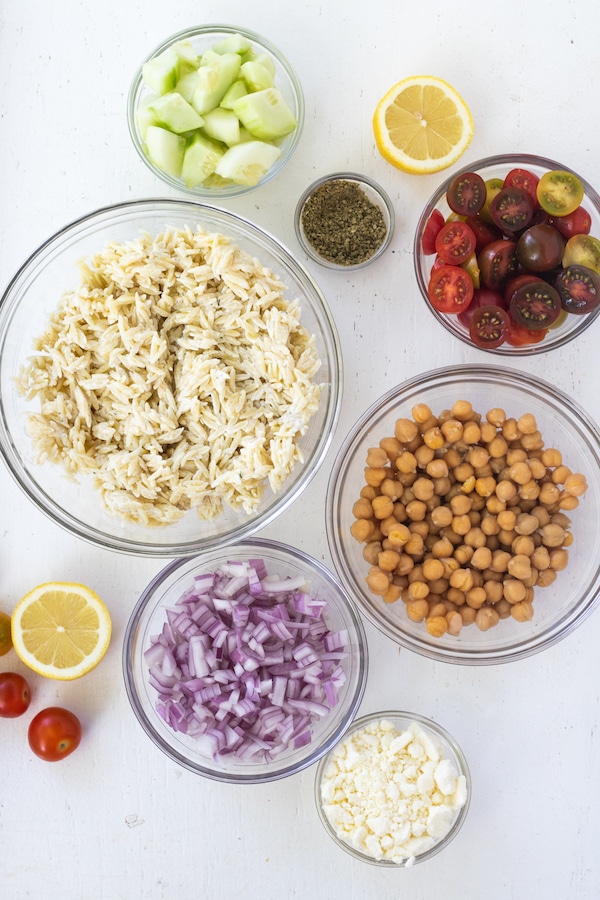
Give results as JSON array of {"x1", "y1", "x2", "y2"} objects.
[
  {"x1": 231, "y1": 88, "x2": 296, "y2": 141},
  {"x1": 253, "y1": 52, "x2": 276, "y2": 79},
  {"x1": 174, "y1": 70, "x2": 200, "y2": 103},
  {"x1": 212, "y1": 33, "x2": 252, "y2": 55},
  {"x1": 202, "y1": 107, "x2": 240, "y2": 146},
  {"x1": 220, "y1": 79, "x2": 248, "y2": 110},
  {"x1": 240, "y1": 60, "x2": 274, "y2": 92},
  {"x1": 191, "y1": 52, "x2": 242, "y2": 115},
  {"x1": 136, "y1": 94, "x2": 158, "y2": 140},
  {"x1": 142, "y1": 48, "x2": 180, "y2": 95},
  {"x1": 181, "y1": 132, "x2": 225, "y2": 187},
  {"x1": 172, "y1": 40, "x2": 200, "y2": 72},
  {"x1": 145, "y1": 125, "x2": 185, "y2": 178},
  {"x1": 148, "y1": 92, "x2": 204, "y2": 133},
  {"x1": 215, "y1": 140, "x2": 282, "y2": 186}
]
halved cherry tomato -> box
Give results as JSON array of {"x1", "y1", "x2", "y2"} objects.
[
  {"x1": 0, "y1": 672, "x2": 31, "y2": 718},
  {"x1": 562, "y1": 234, "x2": 600, "y2": 274},
  {"x1": 551, "y1": 206, "x2": 592, "y2": 239},
  {"x1": 457, "y1": 287, "x2": 505, "y2": 329},
  {"x1": 503, "y1": 168, "x2": 540, "y2": 209},
  {"x1": 464, "y1": 216, "x2": 503, "y2": 253},
  {"x1": 537, "y1": 170, "x2": 584, "y2": 217},
  {"x1": 504, "y1": 273, "x2": 545, "y2": 305},
  {"x1": 427, "y1": 265, "x2": 474, "y2": 313},
  {"x1": 510, "y1": 282, "x2": 561, "y2": 330},
  {"x1": 480, "y1": 178, "x2": 504, "y2": 224},
  {"x1": 447, "y1": 172, "x2": 487, "y2": 217},
  {"x1": 28, "y1": 707, "x2": 82, "y2": 762},
  {"x1": 505, "y1": 322, "x2": 548, "y2": 346},
  {"x1": 469, "y1": 305, "x2": 510, "y2": 349},
  {"x1": 489, "y1": 187, "x2": 534, "y2": 233},
  {"x1": 516, "y1": 224, "x2": 565, "y2": 272},
  {"x1": 478, "y1": 239, "x2": 518, "y2": 290},
  {"x1": 555, "y1": 264, "x2": 600, "y2": 315},
  {"x1": 421, "y1": 208, "x2": 445, "y2": 255},
  {"x1": 435, "y1": 221, "x2": 476, "y2": 264}
]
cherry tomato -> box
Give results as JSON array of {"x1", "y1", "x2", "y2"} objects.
[
  {"x1": 489, "y1": 187, "x2": 534, "y2": 233},
  {"x1": 421, "y1": 208, "x2": 445, "y2": 255},
  {"x1": 504, "y1": 273, "x2": 545, "y2": 305},
  {"x1": 435, "y1": 221, "x2": 477, "y2": 265},
  {"x1": 562, "y1": 234, "x2": 600, "y2": 274},
  {"x1": 28, "y1": 707, "x2": 82, "y2": 762},
  {"x1": 469, "y1": 305, "x2": 510, "y2": 349},
  {"x1": 427, "y1": 265, "x2": 474, "y2": 314},
  {"x1": 537, "y1": 170, "x2": 584, "y2": 217},
  {"x1": 461, "y1": 253, "x2": 480, "y2": 289},
  {"x1": 0, "y1": 672, "x2": 31, "y2": 718},
  {"x1": 505, "y1": 322, "x2": 548, "y2": 346},
  {"x1": 457, "y1": 287, "x2": 505, "y2": 328},
  {"x1": 0, "y1": 611, "x2": 12, "y2": 656},
  {"x1": 464, "y1": 216, "x2": 503, "y2": 253},
  {"x1": 503, "y1": 168, "x2": 540, "y2": 209},
  {"x1": 555, "y1": 264, "x2": 600, "y2": 315},
  {"x1": 446, "y1": 172, "x2": 487, "y2": 217},
  {"x1": 551, "y1": 206, "x2": 592, "y2": 239},
  {"x1": 510, "y1": 282, "x2": 561, "y2": 330},
  {"x1": 480, "y1": 178, "x2": 504, "y2": 224},
  {"x1": 478, "y1": 239, "x2": 518, "y2": 290},
  {"x1": 516, "y1": 224, "x2": 565, "y2": 272}
]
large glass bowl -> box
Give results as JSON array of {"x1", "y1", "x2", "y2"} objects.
[
  {"x1": 122, "y1": 538, "x2": 368, "y2": 783},
  {"x1": 326, "y1": 364, "x2": 600, "y2": 665},
  {"x1": 314, "y1": 710, "x2": 470, "y2": 867},
  {"x1": 414, "y1": 153, "x2": 600, "y2": 355},
  {"x1": 127, "y1": 25, "x2": 304, "y2": 198},
  {"x1": 0, "y1": 199, "x2": 342, "y2": 556}
]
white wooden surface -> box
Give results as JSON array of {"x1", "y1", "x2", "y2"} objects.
[{"x1": 1, "y1": 1, "x2": 600, "y2": 898}]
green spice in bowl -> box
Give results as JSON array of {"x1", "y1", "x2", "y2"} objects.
[{"x1": 294, "y1": 173, "x2": 394, "y2": 269}]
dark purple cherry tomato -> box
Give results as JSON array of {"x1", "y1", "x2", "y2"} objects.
[
  {"x1": 447, "y1": 172, "x2": 487, "y2": 217},
  {"x1": 428, "y1": 265, "x2": 474, "y2": 313},
  {"x1": 469, "y1": 305, "x2": 510, "y2": 349},
  {"x1": 510, "y1": 282, "x2": 561, "y2": 330},
  {"x1": 490, "y1": 187, "x2": 534, "y2": 233},
  {"x1": 555, "y1": 264, "x2": 600, "y2": 315},
  {"x1": 464, "y1": 216, "x2": 503, "y2": 253},
  {"x1": 478, "y1": 239, "x2": 518, "y2": 290},
  {"x1": 551, "y1": 206, "x2": 592, "y2": 240},
  {"x1": 504, "y1": 273, "x2": 545, "y2": 305},
  {"x1": 503, "y1": 168, "x2": 540, "y2": 209},
  {"x1": 516, "y1": 224, "x2": 565, "y2": 272},
  {"x1": 457, "y1": 287, "x2": 505, "y2": 328},
  {"x1": 421, "y1": 208, "x2": 445, "y2": 255},
  {"x1": 435, "y1": 221, "x2": 477, "y2": 265}
]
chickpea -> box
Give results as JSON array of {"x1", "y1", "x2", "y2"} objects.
[
  {"x1": 512, "y1": 535, "x2": 535, "y2": 557},
  {"x1": 475, "y1": 475, "x2": 497, "y2": 498},
  {"x1": 366, "y1": 446, "x2": 389, "y2": 468},
  {"x1": 450, "y1": 568, "x2": 474, "y2": 592},
  {"x1": 412, "y1": 403, "x2": 433, "y2": 424},
  {"x1": 540, "y1": 523, "x2": 566, "y2": 547},
  {"x1": 366, "y1": 569, "x2": 390, "y2": 595},
  {"x1": 469, "y1": 445, "x2": 491, "y2": 470},
  {"x1": 475, "y1": 607, "x2": 500, "y2": 631},
  {"x1": 549, "y1": 547, "x2": 569, "y2": 571},
  {"x1": 539, "y1": 482, "x2": 560, "y2": 506},
  {"x1": 433, "y1": 476, "x2": 452, "y2": 497},
  {"x1": 425, "y1": 615, "x2": 448, "y2": 637},
  {"x1": 447, "y1": 586, "x2": 465, "y2": 607},
  {"x1": 484, "y1": 579, "x2": 504, "y2": 605},
  {"x1": 422, "y1": 557, "x2": 445, "y2": 581},
  {"x1": 502, "y1": 418, "x2": 522, "y2": 442},
  {"x1": 371, "y1": 495, "x2": 395, "y2": 520},
  {"x1": 353, "y1": 497, "x2": 374, "y2": 519},
  {"x1": 542, "y1": 447, "x2": 562, "y2": 467},
  {"x1": 490, "y1": 549, "x2": 512, "y2": 573},
  {"x1": 507, "y1": 554, "x2": 532, "y2": 580},
  {"x1": 414, "y1": 444, "x2": 435, "y2": 468},
  {"x1": 559, "y1": 493, "x2": 580, "y2": 511},
  {"x1": 486, "y1": 495, "x2": 507, "y2": 515},
  {"x1": 395, "y1": 417, "x2": 419, "y2": 444},
  {"x1": 407, "y1": 580, "x2": 430, "y2": 602},
  {"x1": 380, "y1": 478, "x2": 404, "y2": 501},
  {"x1": 423, "y1": 426, "x2": 445, "y2": 450},
  {"x1": 481, "y1": 515, "x2": 500, "y2": 537},
  {"x1": 486, "y1": 407, "x2": 506, "y2": 427},
  {"x1": 480, "y1": 421, "x2": 497, "y2": 444},
  {"x1": 503, "y1": 579, "x2": 527, "y2": 604},
  {"x1": 387, "y1": 524, "x2": 411, "y2": 547},
  {"x1": 406, "y1": 598, "x2": 429, "y2": 622},
  {"x1": 451, "y1": 514, "x2": 471, "y2": 537},
  {"x1": 395, "y1": 553, "x2": 415, "y2": 576},
  {"x1": 378, "y1": 549, "x2": 401, "y2": 572},
  {"x1": 431, "y1": 536, "x2": 455, "y2": 558},
  {"x1": 406, "y1": 499, "x2": 428, "y2": 522},
  {"x1": 351, "y1": 518, "x2": 375, "y2": 542},
  {"x1": 395, "y1": 451, "x2": 418, "y2": 474},
  {"x1": 415, "y1": 415, "x2": 439, "y2": 436},
  {"x1": 428, "y1": 601, "x2": 447, "y2": 618},
  {"x1": 454, "y1": 462, "x2": 475, "y2": 484},
  {"x1": 426, "y1": 458, "x2": 449, "y2": 480},
  {"x1": 536, "y1": 568, "x2": 557, "y2": 588},
  {"x1": 412, "y1": 477, "x2": 435, "y2": 502},
  {"x1": 404, "y1": 533, "x2": 425, "y2": 557},
  {"x1": 465, "y1": 586, "x2": 487, "y2": 609},
  {"x1": 431, "y1": 506, "x2": 453, "y2": 528},
  {"x1": 452, "y1": 399, "x2": 474, "y2": 421},
  {"x1": 454, "y1": 544, "x2": 474, "y2": 566},
  {"x1": 488, "y1": 435, "x2": 509, "y2": 458},
  {"x1": 495, "y1": 480, "x2": 518, "y2": 503},
  {"x1": 459, "y1": 605, "x2": 477, "y2": 626},
  {"x1": 510, "y1": 600, "x2": 534, "y2": 622},
  {"x1": 443, "y1": 447, "x2": 463, "y2": 469},
  {"x1": 441, "y1": 419, "x2": 463, "y2": 442},
  {"x1": 446, "y1": 610, "x2": 463, "y2": 635},
  {"x1": 450, "y1": 494, "x2": 472, "y2": 516},
  {"x1": 462, "y1": 421, "x2": 482, "y2": 444},
  {"x1": 363, "y1": 541, "x2": 382, "y2": 565},
  {"x1": 494, "y1": 598, "x2": 512, "y2": 619},
  {"x1": 527, "y1": 457, "x2": 546, "y2": 481},
  {"x1": 428, "y1": 577, "x2": 449, "y2": 595},
  {"x1": 464, "y1": 527, "x2": 486, "y2": 549},
  {"x1": 364, "y1": 466, "x2": 387, "y2": 487},
  {"x1": 531, "y1": 546, "x2": 550, "y2": 570},
  {"x1": 380, "y1": 436, "x2": 402, "y2": 461},
  {"x1": 531, "y1": 504, "x2": 551, "y2": 527},
  {"x1": 521, "y1": 430, "x2": 544, "y2": 451},
  {"x1": 383, "y1": 584, "x2": 403, "y2": 604}
]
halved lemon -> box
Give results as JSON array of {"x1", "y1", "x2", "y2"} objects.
[
  {"x1": 11, "y1": 582, "x2": 112, "y2": 680},
  {"x1": 373, "y1": 75, "x2": 474, "y2": 175}
]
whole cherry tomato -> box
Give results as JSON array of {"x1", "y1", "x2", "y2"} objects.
[
  {"x1": 0, "y1": 671, "x2": 31, "y2": 717},
  {"x1": 28, "y1": 707, "x2": 82, "y2": 761}
]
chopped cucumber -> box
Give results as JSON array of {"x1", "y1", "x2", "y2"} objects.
[
  {"x1": 201, "y1": 107, "x2": 240, "y2": 146},
  {"x1": 232, "y1": 88, "x2": 296, "y2": 141},
  {"x1": 172, "y1": 40, "x2": 200, "y2": 72},
  {"x1": 142, "y1": 47, "x2": 180, "y2": 94},
  {"x1": 191, "y1": 52, "x2": 241, "y2": 115},
  {"x1": 220, "y1": 79, "x2": 248, "y2": 110},
  {"x1": 174, "y1": 69, "x2": 200, "y2": 103},
  {"x1": 253, "y1": 52, "x2": 276, "y2": 79},
  {"x1": 215, "y1": 140, "x2": 282, "y2": 186},
  {"x1": 181, "y1": 132, "x2": 225, "y2": 187},
  {"x1": 148, "y1": 92, "x2": 204, "y2": 133},
  {"x1": 212, "y1": 34, "x2": 252, "y2": 55},
  {"x1": 136, "y1": 94, "x2": 158, "y2": 140},
  {"x1": 145, "y1": 125, "x2": 185, "y2": 178},
  {"x1": 240, "y1": 60, "x2": 274, "y2": 92}
]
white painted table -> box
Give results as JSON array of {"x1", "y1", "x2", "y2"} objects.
[{"x1": 1, "y1": 2, "x2": 599, "y2": 898}]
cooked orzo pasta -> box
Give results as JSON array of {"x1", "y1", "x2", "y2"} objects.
[{"x1": 16, "y1": 226, "x2": 322, "y2": 526}]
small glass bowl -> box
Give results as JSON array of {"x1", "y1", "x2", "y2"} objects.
[
  {"x1": 414, "y1": 153, "x2": 600, "y2": 355},
  {"x1": 122, "y1": 538, "x2": 369, "y2": 784},
  {"x1": 314, "y1": 710, "x2": 471, "y2": 867},
  {"x1": 294, "y1": 173, "x2": 395, "y2": 270},
  {"x1": 326, "y1": 364, "x2": 600, "y2": 665},
  {"x1": 127, "y1": 25, "x2": 304, "y2": 198},
  {"x1": 0, "y1": 199, "x2": 342, "y2": 557}
]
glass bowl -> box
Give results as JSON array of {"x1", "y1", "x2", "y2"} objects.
[
  {"x1": 414, "y1": 153, "x2": 600, "y2": 355},
  {"x1": 0, "y1": 199, "x2": 342, "y2": 556},
  {"x1": 122, "y1": 538, "x2": 369, "y2": 783},
  {"x1": 127, "y1": 25, "x2": 304, "y2": 198},
  {"x1": 314, "y1": 710, "x2": 470, "y2": 866},
  {"x1": 294, "y1": 172, "x2": 395, "y2": 270},
  {"x1": 326, "y1": 364, "x2": 600, "y2": 665}
]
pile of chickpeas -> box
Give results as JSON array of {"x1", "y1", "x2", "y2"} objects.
[{"x1": 350, "y1": 400, "x2": 588, "y2": 637}]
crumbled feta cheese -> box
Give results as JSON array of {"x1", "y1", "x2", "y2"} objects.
[{"x1": 320, "y1": 717, "x2": 468, "y2": 865}]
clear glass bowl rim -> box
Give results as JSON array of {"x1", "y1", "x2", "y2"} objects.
[{"x1": 314, "y1": 709, "x2": 471, "y2": 867}]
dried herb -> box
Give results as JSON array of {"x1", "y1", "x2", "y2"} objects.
[{"x1": 300, "y1": 179, "x2": 388, "y2": 266}]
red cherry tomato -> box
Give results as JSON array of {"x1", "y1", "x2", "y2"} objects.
[
  {"x1": 28, "y1": 707, "x2": 82, "y2": 762},
  {"x1": 464, "y1": 216, "x2": 502, "y2": 253},
  {"x1": 505, "y1": 322, "x2": 549, "y2": 346},
  {"x1": 503, "y1": 168, "x2": 540, "y2": 209},
  {"x1": 421, "y1": 209, "x2": 445, "y2": 255},
  {"x1": 427, "y1": 265, "x2": 474, "y2": 313},
  {"x1": 551, "y1": 206, "x2": 592, "y2": 239},
  {"x1": 469, "y1": 305, "x2": 510, "y2": 349},
  {"x1": 457, "y1": 287, "x2": 506, "y2": 329},
  {"x1": 0, "y1": 672, "x2": 31, "y2": 718},
  {"x1": 435, "y1": 221, "x2": 477, "y2": 265},
  {"x1": 490, "y1": 187, "x2": 534, "y2": 233}
]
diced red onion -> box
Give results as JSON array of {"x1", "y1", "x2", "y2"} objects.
[{"x1": 145, "y1": 558, "x2": 350, "y2": 763}]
